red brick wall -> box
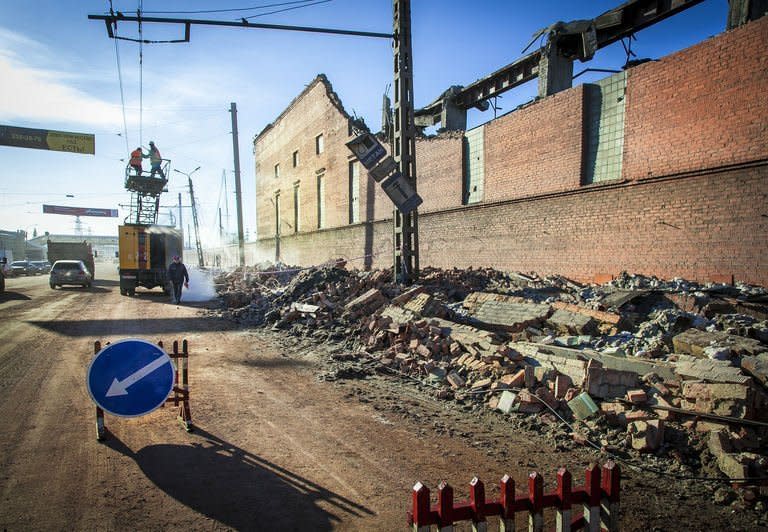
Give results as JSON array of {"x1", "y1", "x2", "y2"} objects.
[
  {"x1": 249, "y1": 20, "x2": 768, "y2": 285},
  {"x1": 623, "y1": 17, "x2": 768, "y2": 179},
  {"x1": 417, "y1": 165, "x2": 767, "y2": 285},
  {"x1": 252, "y1": 165, "x2": 768, "y2": 285},
  {"x1": 255, "y1": 77, "x2": 355, "y2": 238},
  {"x1": 415, "y1": 133, "x2": 464, "y2": 211},
  {"x1": 484, "y1": 87, "x2": 584, "y2": 201}
]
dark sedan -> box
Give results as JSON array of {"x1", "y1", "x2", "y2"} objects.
[{"x1": 9, "y1": 261, "x2": 33, "y2": 276}]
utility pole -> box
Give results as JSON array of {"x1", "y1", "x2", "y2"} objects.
[
  {"x1": 392, "y1": 0, "x2": 419, "y2": 284},
  {"x1": 230, "y1": 102, "x2": 245, "y2": 267},
  {"x1": 188, "y1": 177, "x2": 205, "y2": 268},
  {"x1": 89, "y1": 11, "x2": 398, "y2": 272},
  {"x1": 174, "y1": 167, "x2": 203, "y2": 267},
  {"x1": 178, "y1": 192, "x2": 183, "y2": 245}
]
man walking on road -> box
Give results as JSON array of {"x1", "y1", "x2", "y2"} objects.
[{"x1": 167, "y1": 255, "x2": 189, "y2": 304}]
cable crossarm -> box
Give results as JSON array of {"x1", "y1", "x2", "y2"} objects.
[{"x1": 87, "y1": 13, "x2": 393, "y2": 39}]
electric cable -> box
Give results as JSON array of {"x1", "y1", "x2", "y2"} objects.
[
  {"x1": 138, "y1": 0, "x2": 144, "y2": 148},
  {"x1": 242, "y1": 0, "x2": 331, "y2": 20},
  {"x1": 109, "y1": 0, "x2": 130, "y2": 152},
  {"x1": 141, "y1": 1, "x2": 322, "y2": 15}
]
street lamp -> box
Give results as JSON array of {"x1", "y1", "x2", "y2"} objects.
[
  {"x1": 173, "y1": 166, "x2": 200, "y2": 179},
  {"x1": 173, "y1": 167, "x2": 201, "y2": 238}
]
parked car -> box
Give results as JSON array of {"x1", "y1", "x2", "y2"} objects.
[
  {"x1": 50, "y1": 260, "x2": 92, "y2": 289},
  {"x1": 9, "y1": 260, "x2": 33, "y2": 276},
  {"x1": 30, "y1": 261, "x2": 51, "y2": 274}
]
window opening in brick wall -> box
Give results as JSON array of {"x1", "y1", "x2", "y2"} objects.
[
  {"x1": 274, "y1": 191, "x2": 281, "y2": 237},
  {"x1": 292, "y1": 183, "x2": 300, "y2": 233},
  {"x1": 315, "y1": 134, "x2": 324, "y2": 155},
  {"x1": 584, "y1": 71, "x2": 627, "y2": 184},
  {"x1": 317, "y1": 174, "x2": 326, "y2": 229},
  {"x1": 274, "y1": 163, "x2": 280, "y2": 178},
  {"x1": 292, "y1": 150, "x2": 299, "y2": 168},
  {"x1": 463, "y1": 125, "x2": 485, "y2": 204},
  {"x1": 349, "y1": 160, "x2": 360, "y2": 224}
]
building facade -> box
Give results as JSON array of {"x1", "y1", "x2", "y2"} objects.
[{"x1": 251, "y1": 17, "x2": 768, "y2": 285}]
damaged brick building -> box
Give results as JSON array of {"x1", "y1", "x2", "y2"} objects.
[{"x1": 252, "y1": 13, "x2": 768, "y2": 286}]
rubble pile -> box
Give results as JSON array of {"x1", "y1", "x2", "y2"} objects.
[{"x1": 211, "y1": 265, "x2": 768, "y2": 496}]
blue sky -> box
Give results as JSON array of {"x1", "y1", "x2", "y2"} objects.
[{"x1": 0, "y1": 0, "x2": 727, "y2": 245}]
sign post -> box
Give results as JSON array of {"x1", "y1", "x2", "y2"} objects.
[{"x1": 88, "y1": 338, "x2": 192, "y2": 440}]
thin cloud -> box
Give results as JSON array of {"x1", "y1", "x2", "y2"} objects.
[{"x1": 0, "y1": 27, "x2": 125, "y2": 128}]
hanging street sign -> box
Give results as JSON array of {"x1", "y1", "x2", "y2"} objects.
[
  {"x1": 87, "y1": 338, "x2": 175, "y2": 418},
  {"x1": 0, "y1": 125, "x2": 95, "y2": 155},
  {"x1": 346, "y1": 132, "x2": 423, "y2": 214},
  {"x1": 43, "y1": 205, "x2": 118, "y2": 218},
  {"x1": 346, "y1": 132, "x2": 387, "y2": 170},
  {"x1": 381, "y1": 171, "x2": 423, "y2": 214}
]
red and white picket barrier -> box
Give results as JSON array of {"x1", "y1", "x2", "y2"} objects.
[{"x1": 408, "y1": 462, "x2": 619, "y2": 531}]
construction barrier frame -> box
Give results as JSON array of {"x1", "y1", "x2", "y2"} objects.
[
  {"x1": 94, "y1": 339, "x2": 193, "y2": 441},
  {"x1": 408, "y1": 462, "x2": 620, "y2": 532}
]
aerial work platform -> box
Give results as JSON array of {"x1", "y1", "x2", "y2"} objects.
[
  {"x1": 124, "y1": 159, "x2": 171, "y2": 225},
  {"x1": 125, "y1": 159, "x2": 170, "y2": 197}
]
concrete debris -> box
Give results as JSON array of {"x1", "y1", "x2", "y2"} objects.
[
  {"x1": 210, "y1": 263, "x2": 768, "y2": 480},
  {"x1": 629, "y1": 419, "x2": 665, "y2": 452},
  {"x1": 741, "y1": 354, "x2": 768, "y2": 386},
  {"x1": 469, "y1": 300, "x2": 551, "y2": 333},
  {"x1": 674, "y1": 356, "x2": 752, "y2": 384},
  {"x1": 567, "y1": 391, "x2": 599, "y2": 420},
  {"x1": 673, "y1": 328, "x2": 766, "y2": 357}
]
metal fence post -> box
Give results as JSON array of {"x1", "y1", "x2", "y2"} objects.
[
  {"x1": 499, "y1": 475, "x2": 516, "y2": 532},
  {"x1": 583, "y1": 465, "x2": 601, "y2": 532},
  {"x1": 555, "y1": 468, "x2": 572, "y2": 532},
  {"x1": 528, "y1": 473, "x2": 544, "y2": 532},
  {"x1": 470, "y1": 477, "x2": 487, "y2": 532},
  {"x1": 412, "y1": 482, "x2": 431, "y2": 532},
  {"x1": 437, "y1": 481, "x2": 454, "y2": 531},
  {"x1": 601, "y1": 461, "x2": 621, "y2": 532}
]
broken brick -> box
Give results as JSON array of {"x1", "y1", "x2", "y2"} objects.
[
  {"x1": 446, "y1": 371, "x2": 466, "y2": 389},
  {"x1": 626, "y1": 389, "x2": 648, "y2": 404},
  {"x1": 500, "y1": 369, "x2": 526, "y2": 389}
]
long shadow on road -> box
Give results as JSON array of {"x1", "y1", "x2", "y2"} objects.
[
  {"x1": 28, "y1": 317, "x2": 237, "y2": 336},
  {"x1": 103, "y1": 427, "x2": 374, "y2": 530},
  {"x1": 0, "y1": 291, "x2": 31, "y2": 302}
]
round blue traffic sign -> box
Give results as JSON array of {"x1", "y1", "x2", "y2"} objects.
[{"x1": 87, "y1": 338, "x2": 174, "y2": 418}]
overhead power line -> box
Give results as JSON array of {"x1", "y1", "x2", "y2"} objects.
[
  {"x1": 141, "y1": 0, "x2": 324, "y2": 15},
  {"x1": 109, "y1": 0, "x2": 130, "y2": 151},
  {"x1": 243, "y1": 0, "x2": 331, "y2": 20}
]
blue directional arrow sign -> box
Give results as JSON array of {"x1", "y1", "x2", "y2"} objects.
[{"x1": 87, "y1": 339, "x2": 175, "y2": 418}]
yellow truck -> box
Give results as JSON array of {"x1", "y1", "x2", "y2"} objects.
[{"x1": 118, "y1": 224, "x2": 183, "y2": 296}]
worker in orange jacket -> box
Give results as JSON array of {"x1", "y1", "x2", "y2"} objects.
[{"x1": 129, "y1": 147, "x2": 144, "y2": 175}]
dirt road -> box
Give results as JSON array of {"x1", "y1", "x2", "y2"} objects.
[{"x1": 0, "y1": 268, "x2": 760, "y2": 530}]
